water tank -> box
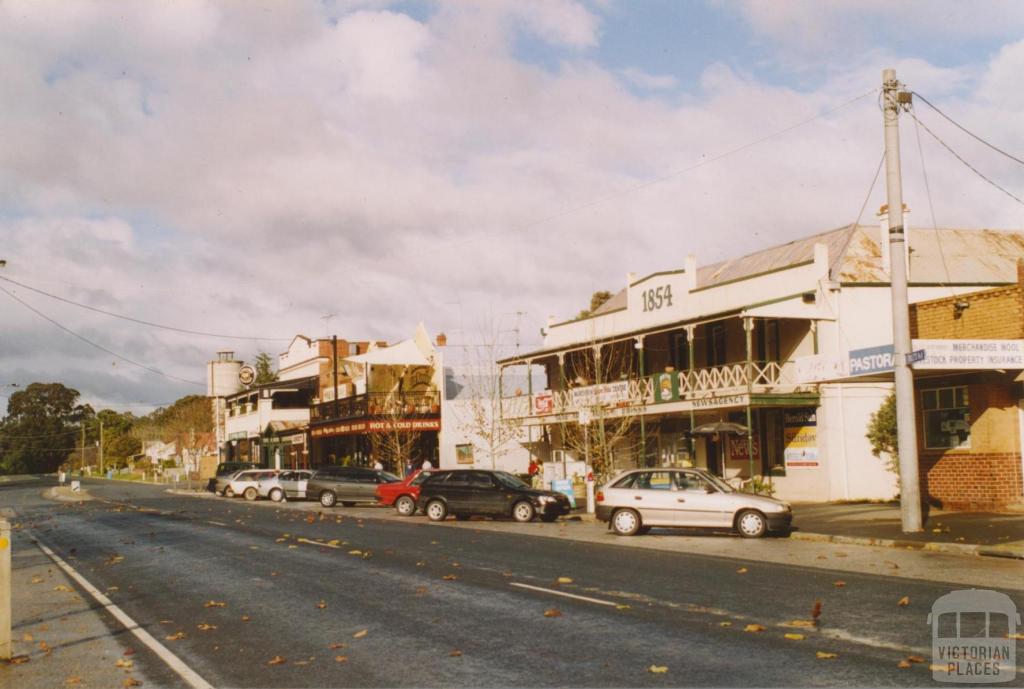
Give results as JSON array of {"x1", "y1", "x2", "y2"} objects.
[{"x1": 207, "y1": 351, "x2": 243, "y2": 397}]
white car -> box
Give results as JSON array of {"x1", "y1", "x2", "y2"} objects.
[
  {"x1": 595, "y1": 468, "x2": 792, "y2": 538},
  {"x1": 258, "y1": 470, "x2": 313, "y2": 502},
  {"x1": 226, "y1": 469, "x2": 280, "y2": 500}
]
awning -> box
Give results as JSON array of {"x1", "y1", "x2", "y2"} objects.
[
  {"x1": 263, "y1": 420, "x2": 307, "y2": 435},
  {"x1": 344, "y1": 338, "x2": 430, "y2": 367}
]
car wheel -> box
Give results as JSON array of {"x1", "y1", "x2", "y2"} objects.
[
  {"x1": 395, "y1": 495, "x2": 416, "y2": 516},
  {"x1": 269, "y1": 488, "x2": 284, "y2": 503},
  {"x1": 319, "y1": 490, "x2": 337, "y2": 508},
  {"x1": 224, "y1": 487, "x2": 235, "y2": 498},
  {"x1": 512, "y1": 501, "x2": 535, "y2": 523},
  {"x1": 736, "y1": 509, "x2": 767, "y2": 538},
  {"x1": 426, "y1": 500, "x2": 447, "y2": 522},
  {"x1": 341, "y1": 501, "x2": 356, "y2": 507},
  {"x1": 611, "y1": 508, "x2": 641, "y2": 536},
  {"x1": 243, "y1": 487, "x2": 258, "y2": 501}
]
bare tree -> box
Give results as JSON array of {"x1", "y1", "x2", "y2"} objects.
[{"x1": 367, "y1": 388, "x2": 425, "y2": 474}]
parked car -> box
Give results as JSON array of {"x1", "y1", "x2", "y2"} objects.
[
  {"x1": 207, "y1": 461, "x2": 256, "y2": 493},
  {"x1": 375, "y1": 469, "x2": 435, "y2": 516},
  {"x1": 259, "y1": 470, "x2": 313, "y2": 502},
  {"x1": 226, "y1": 469, "x2": 280, "y2": 500},
  {"x1": 307, "y1": 466, "x2": 401, "y2": 508},
  {"x1": 417, "y1": 469, "x2": 571, "y2": 523},
  {"x1": 595, "y1": 468, "x2": 792, "y2": 538}
]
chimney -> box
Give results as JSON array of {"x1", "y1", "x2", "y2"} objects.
[
  {"x1": 684, "y1": 254, "x2": 697, "y2": 291},
  {"x1": 877, "y1": 203, "x2": 910, "y2": 276},
  {"x1": 435, "y1": 333, "x2": 447, "y2": 347}
]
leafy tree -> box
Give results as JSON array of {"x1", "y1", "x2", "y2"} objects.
[
  {"x1": 867, "y1": 393, "x2": 898, "y2": 475},
  {"x1": 0, "y1": 383, "x2": 91, "y2": 474},
  {"x1": 254, "y1": 352, "x2": 278, "y2": 385},
  {"x1": 576, "y1": 290, "x2": 614, "y2": 319}
]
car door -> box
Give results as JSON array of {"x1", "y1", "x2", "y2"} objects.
[
  {"x1": 467, "y1": 472, "x2": 504, "y2": 514},
  {"x1": 294, "y1": 471, "x2": 311, "y2": 499},
  {"x1": 674, "y1": 471, "x2": 732, "y2": 527},
  {"x1": 631, "y1": 470, "x2": 683, "y2": 526},
  {"x1": 440, "y1": 471, "x2": 473, "y2": 512},
  {"x1": 352, "y1": 471, "x2": 379, "y2": 502}
]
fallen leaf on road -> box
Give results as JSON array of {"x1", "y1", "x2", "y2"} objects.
[
  {"x1": 415, "y1": 561, "x2": 426, "y2": 567},
  {"x1": 267, "y1": 656, "x2": 286, "y2": 666},
  {"x1": 897, "y1": 660, "x2": 912, "y2": 669},
  {"x1": 64, "y1": 676, "x2": 81, "y2": 686},
  {"x1": 204, "y1": 601, "x2": 226, "y2": 608},
  {"x1": 815, "y1": 651, "x2": 837, "y2": 659},
  {"x1": 543, "y1": 608, "x2": 562, "y2": 618},
  {"x1": 165, "y1": 632, "x2": 186, "y2": 640},
  {"x1": 305, "y1": 514, "x2": 315, "y2": 523},
  {"x1": 449, "y1": 650, "x2": 463, "y2": 657},
  {"x1": 316, "y1": 601, "x2": 327, "y2": 609},
  {"x1": 615, "y1": 604, "x2": 631, "y2": 610},
  {"x1": 648, "y1": 665, "x2": 668, "y2": 674},
  {"x1": 275, "y1": 538, "x2": 287, "y2": 543},
  {"x1": 287, "y1": 545, "x2": 298, "y2": 549},
  {"x1": 501, "y1": 570, "x2": 513, "y2": 577},
  {"x1": 22, "y1": 633, "x2": 33, "y2": 642},
  {"x1": 240, "y1": 615, "x2": 251, "y2": 622},
  {"x1": 557, "y1": 577, "x2": 573, "y2": 584},
  {"x1": 7, "y1": 655, "x2": 30, "y2": 665},
  {"x1": 784, "y1": 633, "x2": 805, "y2": 640},
  {"x1": 833, "y1": 581, "x2": 846, "y2": 588},
  {"x1": 743, "y1": 624, "x2": 766, "y2": 633},
  {"x1": 784, "y1": 620, "x2": 816, "y2": 628},
  {"x1": 719, "y1": 621, "x2": 732, "y2": 627},
  {"x1": 736, "y1": 567, "x2": 748, "y2": 574},
  {"x1": 328, "y1": 540, "x2": 341, "y2": 546},
  {"x1": 31, "y1": 576, "x2": 43, "y2": 584},
  {"x1": 442, "y1": 574, "x2": 457, "y2": 581},
  {"x1": 328, "y1": 642, "x2": 346, "y2": 650},
  {"x1": 115, "y1": 658, "x2": 134, "y2": 669},
  {"x1": 897, "y1": 596, "x2": 910, "y2": 607},
  {"x1": 415, "y1": 586, "x2": 428, "y2": 595},
  {"x1": 197, "y1": 624, "x2": 217, "y2": 631},
  {"x1": 39, "y1": 640, "x2": 50, "y2": 653},
  {"x1": 123, "y1": 677, "x2": 142, "y2": 687},
  {"x1": 906, "y1": 655, "x2": 925, "y2": 663},
  {"x1": 54, "y1": 585, "x2": 72, "y2": 592},
  {"x1": 334, "y1": 656, "x2": 348, "y2": 663},
  {"x1": 105, "y1": 554, "x2": 124, "y2": 565},
  {"x1": 348, "y1": 550, "x2": 362, "y2": 556},
  {"x1": 353, "y1": 629, "x2": 368, "y2": 639}
]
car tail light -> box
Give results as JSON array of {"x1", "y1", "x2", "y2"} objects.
[{"x1": 596, "y1": 490, "x2": 604, "y2": 503}]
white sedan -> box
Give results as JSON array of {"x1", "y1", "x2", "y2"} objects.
[
  {"x1": 258, "y1": 470, "x2": 313, "y2": 502},
  {"x1": 226, "y1": 469, "x2": 280, "y2": 500}
]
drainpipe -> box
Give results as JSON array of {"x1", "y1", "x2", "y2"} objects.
[
  {"x1": 744, "y1": 317, "x2": 755, "y2": 480},
  {"x1": 686, "y1": 324, "x2": 696, "y2": 464}
]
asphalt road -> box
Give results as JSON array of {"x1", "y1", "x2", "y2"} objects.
[{"x1": 6, "y1": 476, "x2": 1023, "y2": 688}]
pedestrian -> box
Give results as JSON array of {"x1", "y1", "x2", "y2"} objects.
[
  {"x1": 373, "y1": 459, "x2": 384, "y2": 471},
  {"x1": 422, "y1": 458, "x2": 433, "y2": 470}
]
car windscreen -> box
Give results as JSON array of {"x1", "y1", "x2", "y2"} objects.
[
  {"x1": 702, "y1": 472, "x2": 734, "y2": 493},
  {"x1": 410, "y1": 471, "x2": 433, "y2": 486},
  {"x1": 379, "y1": 471, "x2": 401, "y2": 483},
  {"x1": 494, "y1": 471, "x2": 528, "y2": 490}
]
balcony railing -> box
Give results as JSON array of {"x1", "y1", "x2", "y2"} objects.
[
  {"x1": 311, "y1": 391, "x2": 440, "y2": 424},
  {"x1": 501, "y1": 360, "x2": 800, "y2": 421}
]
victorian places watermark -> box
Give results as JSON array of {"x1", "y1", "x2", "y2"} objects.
[{"x1": 928, "y1": 590, "x2": 1020, "y2": 683}]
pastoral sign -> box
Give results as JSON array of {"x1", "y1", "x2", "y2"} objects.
[{"x1": 848, "y1": 344, "x2": 895, "y2": 376}]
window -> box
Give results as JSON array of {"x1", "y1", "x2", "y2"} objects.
[
  {"x1": 469, "y1": 472, "x2": 495, "y2": 488},
  {"x1": 633, "y1": 471, "x2": 675, "y2": 491},
  {"x1": 710, "y1": 324, "x2": 726, "y2": 366},
  {"x1": 671, "y1": 332, "x2": 690, "y2": 371},
  {"x1": 456, "y1": 444, "x2": 474, "y2": 465},
  {"x1": 922, "y1": 386, "x2": 970, "y2": 450}
]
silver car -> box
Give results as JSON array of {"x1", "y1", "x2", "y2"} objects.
[
  {"x1": 258, "y1": 470, "x2": 313, "y2": 502},
  {"x1": 227, "y1": 469, "x2": 280, "y2": 500},
  {"x1": 595, "y1": 468, "x2": 792, "y2": 538}
]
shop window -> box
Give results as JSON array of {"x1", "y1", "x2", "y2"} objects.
[
  {"x1": 922, "y1": 386, "x2": 970, "y2": 450},
  {"x1": 456, "y1": 444, "x2": 474, "y2": 464}
]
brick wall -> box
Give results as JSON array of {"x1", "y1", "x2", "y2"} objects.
[{"x1": 911, "y1": 261, "x2": 1024, "y2": 339}]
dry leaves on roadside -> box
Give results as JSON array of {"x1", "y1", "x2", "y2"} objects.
[
  {"x1": 897, "y1": 596, "x2": 910, "y2": 607},
  {"x1": 543, "y1": 608, "x2": 562, "y2": 618},
  {"x1": 22, "y1": 633, "x2": 33, "y2": 642},
  {"x1": 165, "y1": 632, "x2": 186, "y2": 641},
  {"x1": 906, "y1": 655, "x2": 926, "y2": 663},
  {"x1": 328, "y1": 642, "x2": 346, "y2": 650},
  {"x1": 833, "y1": 581, "x2": 846, "y2": 588},
  {"x1": 334, "y1": 655, "x2": 348, "y2": 663},
  {"x1": 204, "y1": 601, "x2": 226, "y2": 608},
  {"x1": 897, "y1": 660, "x2": 912, "y2": 669},
  {"x1": 615, "y1": 605, "x2": 631, "y2": 610},
  {"x1": 743, "y1": 624, "x2": 766, "y2": 633},
  {"x1": 736, "y1": 568, "x2": 748, "y2": 574},
  {"x1": 115, "y1": 658, "x2": 134, "y2": 669},
  {"x1": 240, "y1": 615, "x2": 251, "y2": 622},
  {"x1": 54, "y1": 585, "x2": 73, "y2": 592},
  {"x1": 8, "y1": 655, "x2": 30, "y2": 665},
  {"x1": 784, "y1": 620, "x2": 816, "y2": 628},
  {"x1": 353, "y1": 629, "x2": 368, "y2": 639},
  {"x1": 557, "y1": 577, "x2": 573, "y2": 584},
  {"x1": 718, "y1": 621, "x2": 732, "y2": 627},
  {"x1": 64, "y1": 676, "x2": 82, "y2": 686},
  {"x1": 31, "y1": 576, "x2": 44, "y2": 584},
  {"x1": 105, "y1": 554, "x2": 124, "y2": 565},
  {"x1": 815, "y1": 651, "x2": 838, "y2": 660},
  {"x1": 415, "y1": 586, "x2": 428, "y2": 596},
  {"x1": 348, "y1": 550, "x2": 362, "y2": 556},
  {"x1": 123, "y1": 677, "x2": 142, "y2": 687},
  {"x1": 449, "y1": 650, "x2": 463, "y2": 657},
  {"x1": 267, "y1": 656, "x2": 286, "y2": 666},
  {"x1": 442, "y1": 574, "x2": 457, "y2": 581},
  {"x1": 784, "y1": 633, "x2": 805, "y2": 641},
  {"x1": 648, "y1": 665, "x2": 668, "y2": 674},
  {"x1": 197, "y1": 624, "x2": 217, "y2": 631},
  {"x1": 316, "y1": 601, "x2": 327, "y2": 610}
]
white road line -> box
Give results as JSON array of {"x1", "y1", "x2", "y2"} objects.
[
  {"x1": 510, "y1": 582, "x2": 618, "y2": 607},
  {"x1": 206, "y1": 520, "x2": 228, "y2": 526},
  {"x1": 297, "y1": 537, "x2": 341, "y2": 549},
  {"x1": 32, "y1": 537, "x2": 215, "y2": 689}
]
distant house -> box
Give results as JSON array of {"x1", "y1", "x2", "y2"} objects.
[{"x1": 141, "y1": 439, "x2": 177, "y2": 465}]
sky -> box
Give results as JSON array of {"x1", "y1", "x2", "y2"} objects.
[{"x1": 2, "y1": 0, "x2": 1024, "y2": 415}]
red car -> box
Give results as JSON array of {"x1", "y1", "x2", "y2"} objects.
[{"x1": 375, "y1": 469, "x2": 435, "y2": 516}]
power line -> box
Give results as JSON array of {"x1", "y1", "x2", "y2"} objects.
[
  {"x1": 911, "y1": 109, "x2": 957, "y2": 297},
  {"x1": 0, "y1": 274, "x2": 290, "y2": 342},
  {"x1": 0, "y1": 284, "x2": 206, "y2": 388},
  {"x1": 911, "y1": 91, "x2": 1024, "y2": 168},
  {"x1": 908, "y1": 110, "x2": 1024, "y2": 208}
]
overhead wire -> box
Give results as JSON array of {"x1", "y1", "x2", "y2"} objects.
[
  {"x1": 0, "y1": 284, "x2": 206, "y2": 388},
  {"x1": 910, "y1": 105, "x2": 957, "y2": 300},
  {"x1": 911, "y1": 91, "x2": 1024, "y2": 168},
  {"x1": 0, "y1": 274, "x2": 290, "y2": 342}
]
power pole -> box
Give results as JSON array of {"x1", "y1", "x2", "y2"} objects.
[
  {"x1": 882, "y1": 68, "x2": 923, "y2": 533},
  {"x1": 80, "y1": 423, "x2": 86, "y2": 475},
  {"x1": 99, "y1": 420, "x2": 104, "y2": 475}
]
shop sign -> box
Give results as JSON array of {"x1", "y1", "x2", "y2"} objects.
[
  {"x1": 312, "y1": 418, "x2": 441, "y2": 438},
  {"x1": 651, "y1": 372, "x2": 679, "y2": 403},
  {"x1": 849, "y1": 344, "x2": 895, "y2": 376},
  {"x1": 915, "y1": 339, "x2": 1024, "y2": 369},
  {"x1": 533, "y1": 391, "x2": 554, "y2": 414},
  {"x1": 690, "y1": 394, "x2": 747, "y2": 410},
  {"x1": 228, "y1": 431, "x2": 248, "y2": 440},
  {"x1": 795, "y1": 354, "x2": 849, "y2": 383},
  {"x1": 570, "y1": 381, "x2": 631, "y2": 408},
  {"x1": 727, "y1": 436, "x2": 761, "y2": 461},
  {"x1": 783, "y1": 409, "x2": 818, "y2": 468}
]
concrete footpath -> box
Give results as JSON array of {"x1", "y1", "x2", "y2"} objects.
[{"x1": 1, "y1": 519, "x2": 155, "y2": 689}]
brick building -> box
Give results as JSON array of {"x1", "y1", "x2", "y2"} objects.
[{"x1": 909, "y1": 262, "x2": 1024, "y2": 510}]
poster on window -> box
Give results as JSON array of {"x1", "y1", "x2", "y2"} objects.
[{"x1": 784, "y1": 409, "x2": 818, "y2": 468}]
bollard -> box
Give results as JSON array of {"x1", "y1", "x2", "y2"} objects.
[{"x1": 0, "y1": 518, "x2": 10, "y2": 660}]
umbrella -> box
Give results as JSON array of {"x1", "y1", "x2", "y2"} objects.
[{"x1": 690, "y1": 421, "x2": 749, "y2": 437}]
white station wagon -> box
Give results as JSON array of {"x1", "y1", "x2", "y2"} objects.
[{"x1": 595, "y1": 468, "x2": 792, "y2": 538}]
